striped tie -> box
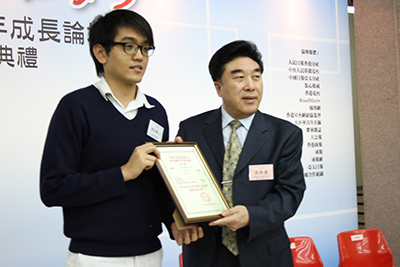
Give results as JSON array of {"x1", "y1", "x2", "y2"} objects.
[{"x1": 221, "y1": 120, "x2": 242, "y2": 256}]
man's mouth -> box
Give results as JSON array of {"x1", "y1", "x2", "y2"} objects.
[{"x1": 131, "y1": 65, "x2": 142, "y2": 71}]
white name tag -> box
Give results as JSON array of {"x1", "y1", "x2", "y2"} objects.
[
  {"x1": 147, "y1": 119, "x2": 164, "y2": 142},
  {"x1": 249, "y1": 164, "x2": 274, "y2": 181}
]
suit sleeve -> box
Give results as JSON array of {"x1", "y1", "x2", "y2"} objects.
[{"x1": 243, "y1": 126, "x2": 306, "y2": 241}]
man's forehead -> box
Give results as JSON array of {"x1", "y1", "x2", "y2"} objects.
[
  {"x1": 225, "y1": 57, "x2": 260, "y2": 70},
  {"x1": 116, "y1": 26, "x2": 148, "y2": 42},
  {"x1": 225, "y1": 61, "x2": 261, "y2": 76}
]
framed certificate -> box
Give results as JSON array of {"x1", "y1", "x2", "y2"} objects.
[{"x1": 154, "y1": 142, "x2": 229, "y2": 224}]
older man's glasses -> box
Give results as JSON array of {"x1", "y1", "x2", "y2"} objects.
[{"x1": 106, "y1": 42, "x2": 155, "y2": 57}]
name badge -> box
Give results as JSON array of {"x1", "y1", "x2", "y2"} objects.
[
  {"x1": 249, "y1": 164, "x2": 274, "y2": 181},
  {"x1": 147, "y1": 119, "x2": 164, "y2": 142}
]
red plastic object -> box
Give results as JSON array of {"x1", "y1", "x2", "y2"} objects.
[
  {"x1": 179, "y1": 252, "x2": 183, "y2": 267},
  {"x1": 289, "y1": 236, "x2": 324, "y2": 267},
  {"x1": 337, "y1": 228, "x2": 394, "y2": 267}
]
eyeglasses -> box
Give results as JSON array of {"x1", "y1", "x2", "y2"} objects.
[{"x1": 105, "y1": 42, "x2": 155, "y2": 57}]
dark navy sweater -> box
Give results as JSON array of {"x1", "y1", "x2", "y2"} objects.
[{"x1": 40, "y1": 85, "x2": 175, "y2": 256}]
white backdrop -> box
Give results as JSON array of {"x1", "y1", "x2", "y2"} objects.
[{"x1": 0, "y1": 1, "x2": 357, "y2": 266}]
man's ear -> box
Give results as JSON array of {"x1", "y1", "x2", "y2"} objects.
[
  {"x1": 214, "y1": 81, "x2": 222, "y2": 97},
  {"x1": 93, "y1": 44, "x2": 107, "y2": 64}
]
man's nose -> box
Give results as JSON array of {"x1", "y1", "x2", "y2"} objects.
[
  {"x1": 244, "y1": 77, "x2": 255, "y2": 91},
  {"x1": 132, "y1": 49, "x2": 144, "y2": 60}
]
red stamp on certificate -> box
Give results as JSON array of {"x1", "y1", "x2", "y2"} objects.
[{"x1": 200, "y1": 192, "x2": 211, "y2": 202}]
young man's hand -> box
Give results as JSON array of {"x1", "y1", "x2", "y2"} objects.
[
  {"x1": 121, "y1": 143, "x2": 160, "y2": 182},
  {"x1": 171, "y1": 222, "x2": 204, "y2": 246}
]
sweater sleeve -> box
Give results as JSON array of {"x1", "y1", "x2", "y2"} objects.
[{"x1": 40, "y1": 95, "x2": 127, "y2": 208}]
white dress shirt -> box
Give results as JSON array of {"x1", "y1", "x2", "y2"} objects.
[
  {"x1": 221, "y1": 106, "x2": 255, "y2": 149},
  {"x1": 94, "y1": 77, "x2": 154, "y2": 120}
]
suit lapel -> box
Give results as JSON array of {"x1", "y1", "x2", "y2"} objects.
[
  {"x1": 202, "y1": 109, "x2": 225, "y2": 172},
  {"x1": 236, "y1": 111, "x2": 269, "y2": 174},
  {"x1": 200, "y1": 110, "x2": 270, "y2": 181}
]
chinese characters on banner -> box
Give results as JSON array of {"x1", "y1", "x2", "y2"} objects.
[
  {"x1": 0, "y1": 0, "x2": 138, "y2": 69},
  {"x1": 0, "y1": 16, "x2": 85, "y2": 69},
  {"x1": 287, "y1": 49, "x2": 323, "y2": 178}
]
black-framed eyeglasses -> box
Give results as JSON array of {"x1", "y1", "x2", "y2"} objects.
[{"x1": 105, "y1": 42, "x2": 155, "y2": 57}]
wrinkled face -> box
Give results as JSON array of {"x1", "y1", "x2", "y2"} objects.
[
  {"x1": 215, "y1": 57, "x2": 263, "y2": 119},
  {"x1": 102, "y1": 27, "x2": 150, "y2": 88}
]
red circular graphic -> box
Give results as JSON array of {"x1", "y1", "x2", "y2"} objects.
[{"x1": 200, "y1": 192, "x2": 210, "y2": 202}]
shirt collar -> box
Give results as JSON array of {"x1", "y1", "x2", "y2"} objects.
[
  {"x1": 94, "y1": 77, "x2": 154, "y2": 109},
  {"x1": 220, "y1": 106, "x2": 255, "y2": 131}
]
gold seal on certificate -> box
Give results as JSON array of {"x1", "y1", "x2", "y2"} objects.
[{"x1": 154, "y1": 142, "x2": 229, "y2": 225}]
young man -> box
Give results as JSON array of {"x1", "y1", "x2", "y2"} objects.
[
  {"x1": 177, "y1": 40, "x2": 306, "y2": 266},
  {"x1": 40, "y1": 9, "x2": 200, "y2": 267}
]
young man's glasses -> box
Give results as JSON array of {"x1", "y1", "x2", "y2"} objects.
[{"x1": 105, "y1": 42, "x2": 155, "y2": 57}]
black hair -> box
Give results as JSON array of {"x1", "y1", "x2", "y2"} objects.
[
  {"x1": 208, "y1": 40, "x2": 264, "y2": 82},
  {"x1": 88, "y1": 9, "x2": 154, "y2": 77}
]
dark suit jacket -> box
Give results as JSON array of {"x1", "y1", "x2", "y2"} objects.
[{"x1": 177, "y1": 109, "x2": 306, "y2": 267}]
